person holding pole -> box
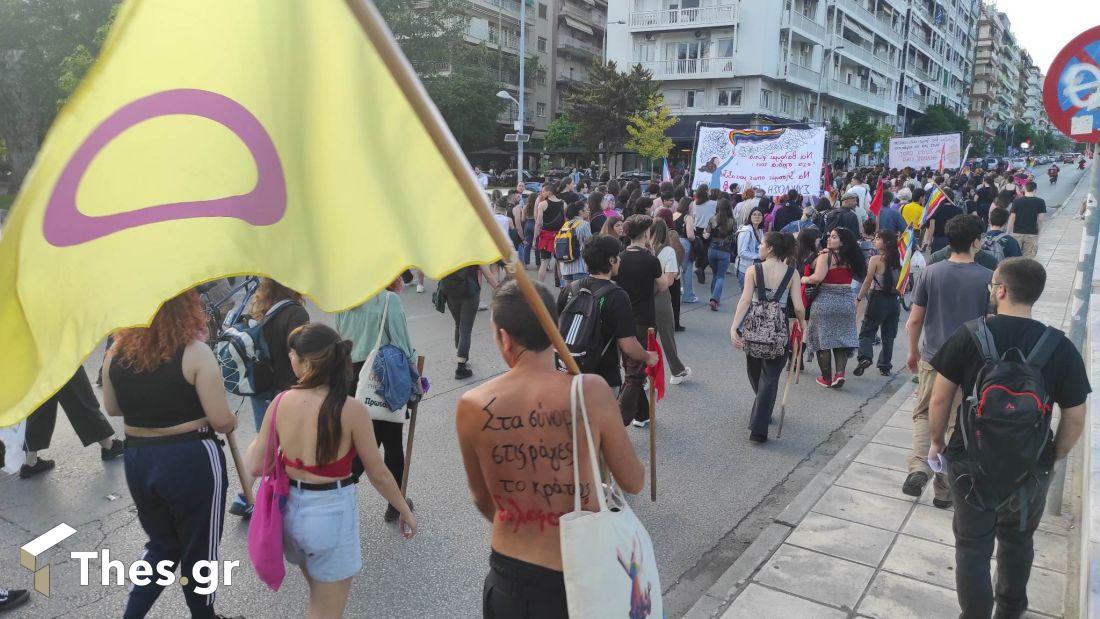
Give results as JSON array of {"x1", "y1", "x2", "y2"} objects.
[
  {"x1": 456, "y1": 280, "x2": 645, "y2": 618},
  {"x1": 100, "y1": 290, "x2": 238, "y2": 619},
  {"x1": 336, "y1": 276, "x2": 418, "y2": 522},
  {"x1": 730, "y1": 232, "x2": 805, "y2": 443}
]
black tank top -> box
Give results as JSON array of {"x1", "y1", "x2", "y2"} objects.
[
  {"x1": 541, "y1": 199, "x2": 564, "y2": 231},
  {"x1": 673, "y1": 213, "x2": 688, "y2": 237},
  {"x1": 109, "y1": 347, "x2": 206, "y2": 428}
]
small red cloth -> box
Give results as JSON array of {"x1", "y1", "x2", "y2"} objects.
[
  {"x1": 645, "y1": 331, "x2": 666, "y2": 402},
  {"x1": 790, "y1": 321, "x2": 804, "y2": 349}
]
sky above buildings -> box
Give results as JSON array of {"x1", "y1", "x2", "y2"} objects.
[{"x1": 993, "y1": 0, "x2": 1100, "y2": 72}]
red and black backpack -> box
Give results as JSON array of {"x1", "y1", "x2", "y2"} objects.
[{"x1": 956, "y1": 318, "x2": 1060, "y2": 523}]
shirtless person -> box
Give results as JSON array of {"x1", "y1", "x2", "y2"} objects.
[{"x1": 456, "y1": 280, "x2": 646, "y2": 618}]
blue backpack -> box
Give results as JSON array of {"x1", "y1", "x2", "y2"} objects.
[{"x1": 214, "y1": 300, "x2": 294, "y2": 396}]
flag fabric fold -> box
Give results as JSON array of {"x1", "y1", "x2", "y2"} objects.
[
  {"x1": 645, "y1": 331, "x2": 666, "y2": 403},
  {"x1": 0, "y1": 0, "x2": 504, "y2": 426},
  {"x1": 868, "y1": 178, "x2": 884, "y2": 217},
  {"x1": 919, "y1": 185, "x2": 949, "y2": 229},
  {"x1": 896, "y1": 225, "x2": 919, "y2": 292},
  {"x1": 661, "y1": 158, "x2": 672, "y2": 184}
]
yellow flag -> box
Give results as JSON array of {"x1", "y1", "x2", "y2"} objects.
[{"x1": 0, "y1": 0, "x2": 503, "y2": 426}]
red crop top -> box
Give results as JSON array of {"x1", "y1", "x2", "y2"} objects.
[
  {"x1": 281, "y1": 449, "x2": 356, "y2": 478},
  {"x1": 818, "y1": 251, "x2": 853, "y2": 285}
]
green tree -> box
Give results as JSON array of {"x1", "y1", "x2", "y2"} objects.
[
  {"x1": 544, "y1": 114, "x2": 579, "y2": 151},
  {"x1": 0, "y1": 0, "x2": 119, "y2": 188},
  {"x1": 910, "y1": 104, "x2": 967, "y2": 137},
  {"x1": 836, "y1": 110, "x2": 877, "y2": 152},
  {"x1": 566, "y1": 61, "x2": 659, "y2": 173},
  {"x1": 57, "y1": 2, "x2": 118, "y2": 108},
  {"x1": 624, "y1": 95, "x2": 677, "y2": 173},
  {"x1": 422, "y1": 71, "x2": 508, "y2": 152}
]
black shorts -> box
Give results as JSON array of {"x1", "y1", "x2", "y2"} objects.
[{"x1": 483, "y1": 551, "x2": 567, "y2": 619}]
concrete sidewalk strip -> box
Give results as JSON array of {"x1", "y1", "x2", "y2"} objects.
[{"x1": 686, "y1": 201, "x2": 1085, "y2": 619}]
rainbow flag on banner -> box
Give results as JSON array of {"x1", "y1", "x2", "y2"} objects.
[
  {"x1": 896, "y1": 226, "x2": 919, "y2": 292},
  {"x1": 919, "y1": 186, "x2": 948, "y2": 228},
  {"x1": 0, "y1": 0, "x2": 504, "y2": 426}
]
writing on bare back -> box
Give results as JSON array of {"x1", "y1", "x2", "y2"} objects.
[
  {"x1": 480, "y1": 396, "x2": 591, "y2": 530},
  {"x1": 691, "y1": 125, "x2": 826, "y2": 196}
]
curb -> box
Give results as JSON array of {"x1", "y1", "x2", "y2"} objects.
[{"x1": 682, "y1": 380, "x2": 918, "y2": 619}]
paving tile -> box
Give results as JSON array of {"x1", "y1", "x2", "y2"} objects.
[
  {"x1": 720, "y1": 583, "x2": 847, "y2": 619},
  {"x1": 813, "y1": 485, "x2": 914, "y2": 531},
  {"x1": 902, "y1": 504, "x2": 955, "y2": 546},
  {"x1": 1023, "y1": 565, "x2": 1066, "y2": 617},
  {"x1": 755, "y1": 544, "x2": 875, "y2": 610},
  {"x1": 835, "y1": 462, "x2": 914, "y2": 501},
  {"x1": 854, "y1": 443, "x2": 911, "y2": 473},
  {"x1": 1031, "y1": 528, "x2": 1068, "y2": 573},
  {"x1": 872, "y1": 425, "x2": 913, "y2": 449},
  {"x1": 882, "y1": 534, "x2": 958, "y2": 590},
  {"x1": 786, "y1": 512, "x2": 897, "y2": 567},
  {"x1": 886, "y1": 410, "x2": 912, "y2": 429},
  {"x1": 857, "y1": 571, "x2": 959, "y2": 618}
]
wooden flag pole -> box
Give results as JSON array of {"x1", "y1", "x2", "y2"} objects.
[
  {"x1": 647, "y1": 328, "x2": 657, "y2": 502},
  {"x1": 777, "y1": 338, "x2": 802, "y2": 439},
  {"x1": 344, "y1": 0, "x2": 582, "y2": 378},
  {"x1": 400, "y1": 355, "x2": 426, "y2": 497},
  {"x1": 225, "y1": 431, "x2": 254, "y2": 505}
]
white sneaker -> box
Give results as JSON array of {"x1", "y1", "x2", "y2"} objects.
[
  {"x1": 670, "y1": 367, "x2": 692, "y2": 385},
  {"x1": 478, "y1": 302, "x2": 489, "y2": 311},
  {"x1": 632, "y1": 419, "x2": 650, "y2": 428},
  {"x1": 416, "y1": 284, "x2": 425, "y2": 293}
]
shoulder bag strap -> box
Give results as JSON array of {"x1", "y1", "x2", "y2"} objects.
[
  {"x1": 773, "y1": 266, "x2": 797, "y2": 303},
  {"x1": 1025, "y1": 326, "x2": 1062, "y2": 367},
  {"x1": 371, "y1": 293, "x2": 391, "y2": 351},
  {"x1": 570, "y1": 375, "x2": 607, "y2": 513},
  {"x1": 753, "y1": 262, "x2": 767, "y2": 303},
  {"x1": 262, "y1": 392, "x2": 286, "y2": 480},
  {"x1": 966, "y1": 318, "x2": 999, "y2": 363},
  {"x1": 259, "y1": 299, "x2": 295, "y2": 326}
]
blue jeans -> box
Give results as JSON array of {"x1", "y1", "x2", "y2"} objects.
[
  {"x1": 520, "y1": 219, "x2": 535, "y2": 266},
  {"x1": 250, "y1": 396, "x2": 272, "y2": 431},
  {"x1": 680, "y1": 238, "x2": 697, "y2": 301},
  {"x1": 708, "y1": 248, "x2": 732, "y2": 304}
]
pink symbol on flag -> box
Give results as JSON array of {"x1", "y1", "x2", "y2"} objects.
[{"x1": 42, "y1": 88, "x2": 287, "y2": 247}]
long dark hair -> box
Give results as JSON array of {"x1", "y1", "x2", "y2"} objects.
[
  {"x1": 877, "y1": 230, "x2": 901, "y2": 270},
  {"x1": 694, "y1": 183, "x2": 710, "y2": 205},
  {"x1": 713, "y1": 198, "x2": 734, "y2": 235},
  {"x1": 832, "y1": 228, "x2": 868, "y2": 280},
  {"x1": 797, "y1": 228, "x2": 822, "y2": 267},
  {"x1": 287, "y1": 324, "x2": 352, "y2": 465}
]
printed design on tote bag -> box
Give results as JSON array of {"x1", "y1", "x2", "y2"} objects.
[{"x1": 617, "y1": 535, "x2": 653, "y2": 619}]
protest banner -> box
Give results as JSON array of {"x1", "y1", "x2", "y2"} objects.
[
  {"x1": 691, "y1": 124, "x2": 826, "y2": 196},
  {"x1": 888, "y1": 133, "x2": 962, "y2": 171}
]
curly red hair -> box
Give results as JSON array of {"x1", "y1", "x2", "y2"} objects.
[{"x1": 112, "y1": 290, "x2": 206, "y2": 372}]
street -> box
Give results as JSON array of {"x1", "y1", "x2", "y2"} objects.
[{"x1": 0, "y1": 164, "x2": 1091, "y2": 618}]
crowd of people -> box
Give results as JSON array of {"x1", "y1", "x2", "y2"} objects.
[{"x1": 1, "y1": 153, "x2": 1093, "y2": 619}]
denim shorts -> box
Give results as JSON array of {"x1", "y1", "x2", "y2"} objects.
[{"x1": 283, "y1": 484, "x2": 361, "y2": 582}]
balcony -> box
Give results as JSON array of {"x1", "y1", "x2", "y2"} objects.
[
  {"x1": 783, "y1": 62, "x2": 822, "y2": 90},
  {"x1": 559, "y1": 1, "x2": 594, "y2": 24},
  {"x1": 629, "y1": 4, "x2": 738, "y2": 32},
  {"x1": 901, "y1": 92, "x2": 929, "y2": 112},
  {"x1": 829, "y1": 79, "x2": 892, "y2": 112},
  {"x1": 837, "y1": 42, "x2": 897, "y2": 76},
  {"x1": 639, "y1": 56, "x2": 735, "y2": 80},
  {"x1": 906, "y1": 35, "x2": 935, "y2": 60},
  {"x1": 907, "y1": 64, "x2": 938, "y2": 84},
  {"x1": 559, "y1": 34, "x2": 600, "y2": 59},
  {"x1": 833, "y1": 0, "x2": 902, "y2": 39},
  {"x1": 781, "y1": 9, "x2": 826, "y2": 40}
]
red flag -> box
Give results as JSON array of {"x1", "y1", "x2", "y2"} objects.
[
  {"x1": 869, "y1": 178, "x2": 884, "y2": 217},
  {"x1": 645, "y1": 331, "x2": 666, "y2": 402},
  {"x1": 937, "y1": 143, "x2": 945, "y2": 173},
  {"x1": 823, "y1": 163, "x2": 831, "y2": 195}
]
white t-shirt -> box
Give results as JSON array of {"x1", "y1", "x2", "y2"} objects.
[
  {"x1": 657, "y1": 245, "x2": 679, "y2": 275},
  {"x1": 493, "y1": 213, "x2": 512, "y2": 237},
  {"x1": 477, "y1": 173, "x2": 489, "y2": 189},
  {"x1": 693, "y1": 200, "x2": 717, "y2": 230}
]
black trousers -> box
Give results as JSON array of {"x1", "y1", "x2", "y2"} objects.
[
  {"x1": 950, "y1": 462, "x2": 1050, "y2": 619},
  {"x1": 670, "y1": 278, "x2": 683, "y2": 328},
  {"x1": 349, "y1": 361, "x2": 406, "y2": 485},
  {"x1": 24, "y1": 367, "x2": 114, "y2": 452},
  {"x1": 483, "y1": 551, "x2": 567, "y2": 619},
  {"x1": 746, "y1": 355, "x2": 786, "y2": 437},
  {"x1": 617, "y1": 327, "x2": 651, "y2": 425},
  {"x1": 123, "y1": 436, "x2": 227, "y2": 619},
  {"x1": 857, "y1": 292, "x2": 900, "y2": 371},
  {"x1": 447, "y1": 292, "x2": 479, "y2": 361}
]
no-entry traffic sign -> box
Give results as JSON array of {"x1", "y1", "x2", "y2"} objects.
[{"x1": 1044, "y1": 25, "x2": 1100, "y2": 143}]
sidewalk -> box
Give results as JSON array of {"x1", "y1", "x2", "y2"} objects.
[{"x1": 686, "y1": 184, "x2": 1089, "y2": 618}]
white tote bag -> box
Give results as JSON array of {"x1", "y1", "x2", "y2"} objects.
[
  {"x1": 560, "y1": 375, "x2": 662, "y2": 619},
  {"x1": 353, "y1": 293, "x2": 404, "y2": 424}
]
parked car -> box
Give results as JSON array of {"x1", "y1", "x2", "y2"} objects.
[
  {"x1": 1037, "y1": 155, "x2": 1051, "y2": 165},
  {"x1": 1010, "y1": 157, "x2": 1027, "y2": 169},
  {"x1": 618, "y1": 170, "x2": 654, "y2": 183},
  {"x1": 499, "y1": 169, "x2": 543, "y2": 191},
  {"x1": 983, "y1": 156, "x2": 1000, "y2": 170}
]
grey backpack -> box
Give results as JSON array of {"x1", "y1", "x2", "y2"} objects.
[{"x1": 738, "y1": 264, "x2": 795, "y2": 359}]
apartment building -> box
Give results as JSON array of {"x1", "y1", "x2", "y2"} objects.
[
  {"x1": 896, "y1": 0, "x2": 979, "y2": 132},
  {"x1": 1019, "y1": 55, "x2": 1050, "y2": 134},
  {"x1": 552, "y1": 0, "x2": 609, "y2": 117}
]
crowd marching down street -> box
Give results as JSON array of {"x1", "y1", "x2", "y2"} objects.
[{"x1": 2, "y1": 149, "x2": 1096, "y2": 618}]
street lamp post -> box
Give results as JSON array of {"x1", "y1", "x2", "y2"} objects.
[
  {"x1": 603, "y1": 19, "x2": 626, "y2": 65},
  {"x1": 497, "y1": 90, "x2": 523, "y2": 186},
  {"x1": 815, "y1": 44, "x2": 842, "y2": 163}
]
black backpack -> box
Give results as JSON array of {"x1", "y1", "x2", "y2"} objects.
[
  {"x1": 956, "y1": 318, "x2": 1060, "y2": 524},
  {"x1": 556, "y1": 279, "x2": 616, "y2": 373}
]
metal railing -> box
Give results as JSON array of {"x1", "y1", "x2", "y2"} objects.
[
  {"x1": 629, "y1": 4, "x2": 737, "y2": 29},
  {"x1": 838, "y1": 42, "x2": 897, "y2": 76},
  {"x1": 639, "y1": 56, "x2": 735, "y2": 79},
  {"x1": 559, "y1": 34, "x2": 599, "y2": 58},
  {"x1": 781, "y1": 9, "x2": 826, "y2": 40},
  {"x1": 834, "y1": 0, "x2": 902, "y2": 37},
  {"x1": 785, "y1": 63, "x2": 822, "y2": 89},
  {"x1": 829, "y1": 79, "x2": 890, "y2": 111}
]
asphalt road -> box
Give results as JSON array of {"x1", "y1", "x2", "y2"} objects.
[{"x1": 0, "y1": 163, "x2": 1090, "y2": 618}]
